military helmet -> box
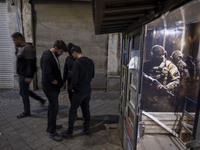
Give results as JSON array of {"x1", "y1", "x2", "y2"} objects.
[
  {"x1": 151, "y1": 45, "x2": 166, "y2": 57},
  {"x1": 170, "y1": 50, "x2": 183, "y2": 59}
]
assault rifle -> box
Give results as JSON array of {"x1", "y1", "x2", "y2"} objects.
[{"x1": 143, "y1": 72, "x2": 174, "y2": 97}]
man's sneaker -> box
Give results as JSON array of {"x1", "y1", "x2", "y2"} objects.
[
  {"x1": 61, "y1": 131, "x2": 74, "y2": 139},
  {"x1": 17, "y1": 113, "x2": 31, "y2": 119},
  {"x1": 49, "y1": 132, "x2": 62, "y2": 141},
  {"x1": 46, "y1": 125, "x2": 63, "y2": 133}
]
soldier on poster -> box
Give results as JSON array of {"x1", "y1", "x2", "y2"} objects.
[
  {"x1": 141, "y1": 45, "x2": 180, "y2": 112},
  {"x1": 170, "y1": 50, "x2": 190, "y2": 80}
]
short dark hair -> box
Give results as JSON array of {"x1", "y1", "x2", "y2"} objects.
[
  {"x1": 66, "y1": 43, "x2": 74, "y2": 56},
  {"x1": 71, "y1": 45, "x2": 82, "y2": 54},
  {"x1": 11, "y1": 32, "x2": 25, "y2": 41},
  {"x1": 66, "y1": 43, "x2": 74, "y2": 51},
  {"x1": 53, "y1": 40, "x2": 67, "y2": 52}
]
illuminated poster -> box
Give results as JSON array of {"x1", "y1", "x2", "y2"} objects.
[{"x1": 141, "y1": 1, "x2": 200, "y2": 112}]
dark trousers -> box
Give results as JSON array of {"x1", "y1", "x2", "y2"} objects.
[
  {"x1": 67, "y1": 88, "x2": 73, "y2": 102},
  {"x1": 67, "y1": 79, "x2": 73, "y2": 102},
  {"x1": 19, "y1": 75, "x2": 45, "y2": 114},
  {"x1": 68, "y1": 93, "x2": 91, "y2": 134},
  {"x1": 43, "y1": 89, "x2": 60, "y2": 133}
]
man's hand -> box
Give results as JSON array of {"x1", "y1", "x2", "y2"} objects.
[
  {"x1": 62, "y1": 83, "x2": 66, "y2": 89},
  {"x1": 71, "y1": 89, "x2": 74, "y2": 92},
  {"x1": 25, "y1": 78, "x2": 32, "y2": 83},
  {"x1": 52, "y1": 80, "x2": 58, "y2": 85}
]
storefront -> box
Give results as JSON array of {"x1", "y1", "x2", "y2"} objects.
[{"x1": 93, "y1": 0, "x2": 200, "y2": 149}]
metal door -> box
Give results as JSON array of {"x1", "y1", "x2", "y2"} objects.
[{"x1": 123, "y1": 28, "x2": 144, "y2": 150}]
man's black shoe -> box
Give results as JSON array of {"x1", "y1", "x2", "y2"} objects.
[
  {"x1": 80, "y1": 130, "x2": 90, "y2": 135},
  {"x1": 49, "y1": 132, "x2": 62, "y2": 142},
  {"x1": 41, "y1": 99, "x2": 47, "y2": 107},
  {"x1": 55, "y1": 125, "x2": 63, "y2": 130},
  {"x1": 61, "y1": 131, "x2": 74, "y2": 139},
  {"x1": 46, "y1": 125, "x2": 63, "y2": 133},
  {"x1": 17, "y1": 113, "x2": 31, "y2": 118}
]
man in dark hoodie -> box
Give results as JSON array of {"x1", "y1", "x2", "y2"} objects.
[
  {"x1": 62, "y1": 45, "x2": 95, "y2": 138},
  {"x1": 12, "y1": 32, "x2": 46, "y2": 119},
  {"x1": 63, "y1": 43, "x2": 75, "y2": 102},
  {"x1": 40, "y1": 40, "x2": 67, "y2": 141}
]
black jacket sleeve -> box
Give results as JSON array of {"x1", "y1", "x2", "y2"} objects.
[
  {"x1": 92, "y1": 60, "x2": 95, "y2": 79},
  {"x1": 24, "y1": 44, "x2": 36, "y2": 78},
  {"x1": 25, "y1": 59, "x2": 36, "y2": 78},
  {"x1": 71, "y1": 61, "x2": 80, "y2": 90},
  {"x1": 63, "y1": 58, "x2": 69, "y2": 83},
  {"x1": 42, "y1": 57, "x2": 56, "y2": 83}
]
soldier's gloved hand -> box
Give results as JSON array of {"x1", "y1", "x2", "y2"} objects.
[{"x1": 156, "y1": 85, "x2": 162, "y2": 90}]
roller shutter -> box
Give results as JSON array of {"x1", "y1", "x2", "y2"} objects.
[{"x1": 0, "y1": 1, "x2": 14, "y2": 89}]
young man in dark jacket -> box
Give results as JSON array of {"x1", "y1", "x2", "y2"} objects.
[
  {"x1": 62, "y1": 45, "x2": 95, "y2": 138},
  {"x1": 40, "y1": 40, "x2": 67, "y2": 141},
  {"x1": 63, "y1": 43, "x2": 75, "y2": 102},
  {"x1": 12, "y1": 32, "x2": 46, "y2": 119}
]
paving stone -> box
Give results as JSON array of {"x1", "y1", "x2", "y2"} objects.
[
  {"x1": 105, "y1": 143, "x2": 123, "y2": 150},
  {"x1": 35, "y1": 144, "x2": 51, "y2": 150},
  {"x1": 11, "y1": 141, "x2": 30, "y2": 150},
  {"x1": 52, "y1": 144, "x2": 70, "y2": 150},
  {"x1": 1, "y1": 146, "x2": 14, "y2": 150},
  {"x1": 2, "y1": 125, "x2": 15, "y2": 134},
  {"x1": 12, "y1": 122, "x2": 26, "y2": 130},
  {"x1": 9, "y1": 119, "x2": 23, "y2": 126},
  {"x1": 4, "y1": 130, "x2": 18, "y2": 137},
  {"x1": 0, "y1": 139, "x2": 10, "y2": 148},
  {"x1": 28, "y1": 139, "x2": 45, "y2": 149},
  {"x1": 24, "y1": 134, "x2": 39, "y2": 143},
  {"x1": 0, "y1": 119, "x2": 9, "y2": 126},
  {"x1": 6, "y1": 134, "x2": 23, "y2": 143}
]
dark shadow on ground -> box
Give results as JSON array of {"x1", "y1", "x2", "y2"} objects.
[{"x1": 72, "y1": 114, "x2": 119, "y2": 138}]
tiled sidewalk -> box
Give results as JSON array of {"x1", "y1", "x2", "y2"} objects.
[{"x1": 0, "y1": 90, "x2": 122, "y2": 150}]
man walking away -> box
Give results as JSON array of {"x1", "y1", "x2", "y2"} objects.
[
  {"x1": 40, "y1": 40, "x2": 67, "y2": 141},
  {"x1": 61, "y1": 45, "x2": 95, "y2": 138},
  {"x1": 12, "y1": 32, "x2": 46, "y2": 119}
]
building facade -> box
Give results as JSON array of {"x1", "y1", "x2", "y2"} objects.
[{"x1": 2, "y1": 0, "x2": 121, "y2": 91}]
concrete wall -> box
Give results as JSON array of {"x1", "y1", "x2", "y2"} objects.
[
  {"x1": 33, "y1": 1, "x2": 108, "y2": 90},
  {"x1": 7, "y1": 0, "x2": 22, "y2": 90},
  {"x1": 107, "y1": 33, "x2": 121, "y2": 91}
]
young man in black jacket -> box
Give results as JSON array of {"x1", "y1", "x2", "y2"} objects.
[
  {"x1": 12, "y1": 32, "x2": 46, "y2": 119},
  {"x1": 40, "y1": 40, "x2": 67, "y2": 141},
  {"x1": 63, "y1": 43, "x2": 75, "y2": 102},
  {"x1": 62, "y1": 45, "x2": 95, "y2": 138}
]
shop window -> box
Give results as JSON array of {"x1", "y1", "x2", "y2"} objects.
[
  {"x1": 132, "y1": 35, "x2": 140, "y2": 50},
  {"x1": 124, "y1": 34, "x2": 128, "y2": 50},
  {"x1": 130, "y1": 73, "x2": 137, "y2": 90},
  {"x1": 129, "y1": 90, "x2": 136, "y2": 108},
  {"x1": 128, "y1": 35, "x2": 140, "y2": 70},
  {"x1": 128, "y1": 107, "x2": 135, "y2": 126},
  {"x1": 141, "y1": 0, "x2": 200, "y2": 113},
  {"x1": 123, "y1": 53, "x2": 128, "y2": 65}
]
